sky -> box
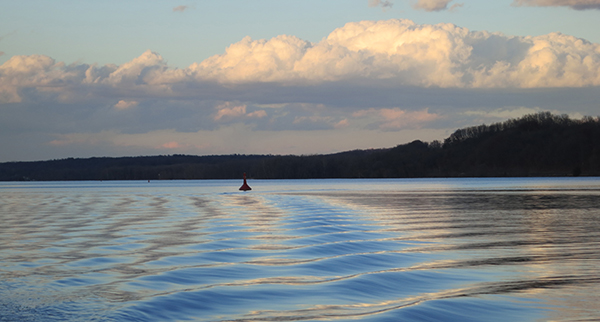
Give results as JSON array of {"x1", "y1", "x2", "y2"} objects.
[{"x1": 1, "y1": 0, "x2": 600, "y2": 162}]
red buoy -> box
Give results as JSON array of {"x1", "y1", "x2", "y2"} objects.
[{"x1": 239, "y1": 173, "x2": 251, "y2": 191}]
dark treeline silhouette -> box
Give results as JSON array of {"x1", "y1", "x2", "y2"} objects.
[{"x1": 1, "y1": 112, "x2": 599, "y2": 181}]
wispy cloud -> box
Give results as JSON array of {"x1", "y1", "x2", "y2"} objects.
[
  {"x1": 213, "y1": 103, "x2": 267, "y2": 121},
  {"x1": 368, "y1": 0, "x2": 394, "y2": 9},
  {"x1": 214, "y1": 103, "x2": 247, "y2": 121},
  {"x1": 449, "y1": 3, "x2": 464, "y2": 11},
  {"x1": 412, "y1": 0, "x2": 456, "y2": 12},
  {"x1": 247, "y1": 110, "x2": 268, "y2": 118},
  {"x1": 464, "y1": 107, "x2": 544, "y2": 120},
  {"x1": 512, "y1": 0, "x2": 600, "y2": 10},
  {"x1": 173, "y1": 5, "x2": 190, "y2": 13},
  {"x1": 160, "y1": 141, "x2": 182, "y2": 149},
  {"x1": 354, "y1": 108, "x2": 439, "y2": 130}
]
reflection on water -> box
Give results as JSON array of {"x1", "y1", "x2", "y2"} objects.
[{"x1": 1, "y1": 178, "x2": 599, "y2": 321}]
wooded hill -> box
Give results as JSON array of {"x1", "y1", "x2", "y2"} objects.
[{"x1": 1, "y1": 112, "x2": 599, "y2": 181}]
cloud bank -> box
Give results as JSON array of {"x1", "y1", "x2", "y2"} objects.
[
  {"x1": 1, "y1": 19, "x2": 599, "y2": 160},
  {"x1": 512, "y1": 0, "x2": 600, "y2": 10},
  {"x1": 193, "y1": 20, "x2": 600, "y2": 88},
  {"x1": 3, "y1": 18, "x2": 600, "y2": 105}
]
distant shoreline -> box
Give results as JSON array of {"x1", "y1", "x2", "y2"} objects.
[{"x1": 2, "y1": 112, "x2": 599, "y2": 181}]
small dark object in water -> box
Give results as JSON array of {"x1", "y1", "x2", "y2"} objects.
[{"x1": 239, "y1": 173, "x2": 251, "y2": 191}]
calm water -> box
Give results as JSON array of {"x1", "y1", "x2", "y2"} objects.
[{"x1": 1, "y1": 178, "x2": 599, "y2": 321}]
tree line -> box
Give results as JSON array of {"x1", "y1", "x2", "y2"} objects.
[{"x1": 1, "y1": 112, "x2": 599, "y2": 181}]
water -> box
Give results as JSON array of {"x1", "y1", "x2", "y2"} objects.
[{"x1": 1, "y1": 178, "x2": 599, "y2": 321}]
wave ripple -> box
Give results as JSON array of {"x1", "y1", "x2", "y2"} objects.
[{"x1": 1, "y1": 179, "x2": 599, "y2": 321}]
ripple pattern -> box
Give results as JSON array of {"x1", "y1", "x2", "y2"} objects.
[{"x1": 1, "y1": 180, "x2": 599, "y2": 321}]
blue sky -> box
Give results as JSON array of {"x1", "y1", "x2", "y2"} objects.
[
  {"x1": 3, "y1": 0, "x2": 600, "y2": 67},
  {"x1": 1, "y1": 0, "x2": 600, "y2": 161}
]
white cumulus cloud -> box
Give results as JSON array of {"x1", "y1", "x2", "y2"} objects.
[
  {"x1": 0, "y1": 54, "x2": 78, "y2": 103},
  {"x1": 190, "y1": 19, "x2": 600, "y2": 88},
  {"x1": 2, "y1": 19, "x2": 600, "y2": 108},
  {"x1": 103, "y1": 49, "x2": 166, "y2": 85},
  {"x1": 114, "y1": 100, "x2": 139, "y2": 110},
  {"x1": 189, "y1": 35, "x2": 312, "y2": 83}
]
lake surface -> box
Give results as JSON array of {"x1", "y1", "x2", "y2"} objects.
[{"x1": 1, "y1": 178, "x2": 599, "y2": 321}]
